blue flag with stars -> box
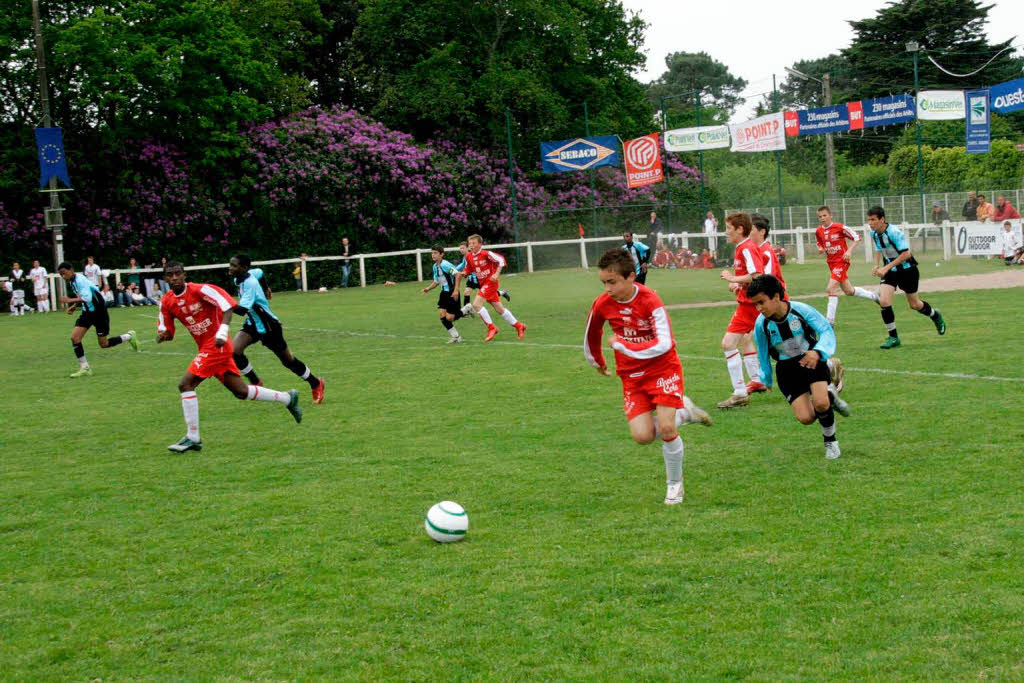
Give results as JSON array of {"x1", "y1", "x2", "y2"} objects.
[{"x1": 35, "y1": 127, "x2": 71, "y2": 188}]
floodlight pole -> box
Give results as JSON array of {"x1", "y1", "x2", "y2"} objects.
[
  {"x1": 584, "y1": 100, "x2": 597, "y2": 236},
  {"x1": 504, "y1": 107, "x2": 519, "y2": 244},
  {"x1": 660, "y1": 95, "x2": 673, "y2": 231},
  {"x1": 908, "y1": 41, "x2": 926, "y2": 222},
  {"x1": 772, "y1": 74, "x2": 784, "y2": 223},
  {"x1": 784, "y1": 66, "x2": 835, "y2": 195}
]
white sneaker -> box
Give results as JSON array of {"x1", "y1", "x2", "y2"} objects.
[
  {"x1": 824, "y1": 441, "x2": 841, "y2": 460},
  {"x1": 679, "y1": 395, "x2": 713, "y2": 427},
  {"x1": 447, "y1": 335, "x2": 463, "y2": 344},
  {"x1": 664, "y1": 480, "x2": 684, "y2": 505}
]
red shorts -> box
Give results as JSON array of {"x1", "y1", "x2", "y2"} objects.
[
  {"x1": 478, "y1": 280, "x2": 501, "y2": 303},
  {"x1": 620, "y1": 358, "x2": 686, "y2": 420},
  {"x1": 828, "y1": 261, "x2": 850, "y2": 282},
  {"x1": 727, "y1": 302, "x2": 759, "y2": 334},
  {"x1": 187, "y1": 343, "x2": 240, "y2": 382}
]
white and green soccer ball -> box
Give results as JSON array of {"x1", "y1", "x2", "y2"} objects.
[{"x1": 425, "y1": 501, "x2": 468, "y2": 543}]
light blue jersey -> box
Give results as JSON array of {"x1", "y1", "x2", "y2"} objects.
[
  {"x1": 71, "y1": 272, "x2": 101, "y2": 311},
  {"x1": 754, "y1": 301, "x2": 836, "y2": 389},
  {"x1": 236, "y1": 267, "x2": 279, "y2": 334},
  {"x1": 453, "y1": 257, "x2": 479, "y2": 286},
  {"x1": 623, "y1": 241, "x2": 651, "y2": 274},
  {"x1": 432, "y1": 260, "x2": 457, "y2": 292},
  {"x1": 871, "y1": 224, "x2": 917, "y2": 270}
]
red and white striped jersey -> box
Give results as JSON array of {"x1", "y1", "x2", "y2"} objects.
[
  {"x1": 815, "y1": 222, "x2": 861, "y2": 265},
  {"x1": 158, "y1": 283, "x2": 236, "y2": 351},
  {"x1": 759, "y1": 240, "x2": 786, "y2": 296},
  {"x1": 584, "y1": 284, "x2": 679, "y2": 377},
  {"x1": 464, "y1": 248, "x2": 506, "y2": 283},
  {"x1": 732, "y1": 238, "x2": 764, "y2": 304}
]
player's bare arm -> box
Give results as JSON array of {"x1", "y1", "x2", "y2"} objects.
[
  {"x1": 798, "y1": 350, "x2": 821, "y2": 369},
  {"x1": 421, "y1": 281, "x2": 437, "y2": 294}
]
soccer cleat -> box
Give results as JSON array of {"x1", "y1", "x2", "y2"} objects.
[
  {"x1": 830, "y1": 390, "x2": 852, "y2": 418},
  {"x1": 484, "y1": 325, "x2": 499, "y2": 342},
  {"x1": 461, "y1": 305, "x2": 476, "y2": 319},
  {"x1": 879, "y1": 336, "x2": 901, "y2": 349},
  {"x1": 828, "y1": 356, "x2": 845, "y2": 394},
  {"x1": 664, "y1": 480, "x2": 684, "y2": 505},
  {"x1": 286, "y1": 389, "x2": 303, "y2": 423},
  {"x1": 167, "y1": 437, "x2": 202, "y2": 453},
  {"x1": 681, "y1": 395, "x2": 713, "y2": 427},
  {"x1": 933, "y1": 311, "x2": 947, "y2": 335},
  {"x1": 514, "y1": 321, "x2": 527, "y2": 339},
  {"x1": 311, "y1": 378, "x2": 326, "y2": 405},
  {"x1": 446, "y1": 335, "x2": 463, "y2": 344},
  {"x1": 717, "y1": 393, "x2": 750, "y2": 409},
  {"x1": 500, "y1": 290, "x2": 511, "y2": 302},
  {"x1": 824, "y1": 441, "x2": 841, "y2": 460},
  {"x1": 69, "y1": 366, "x2": 93, "y2": 378},
  {"x1": 745, "y1": 380, "x2": 768, "y2": 394},
  {"x1": 127, "y1": 330, "x2": 140, "y2": 352}
]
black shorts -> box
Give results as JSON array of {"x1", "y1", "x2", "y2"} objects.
[
  {"x1": 635, "y1": 269, "x2": 648, "y2": 285},
  {"x1": 74, "y1": 299, "x2": 110, "y2": 337},
  {"x1": 775, "y1": 355, "x2": 831, "y2": 404},
  {"x1": 436, "y1": 290, "x2": 461, "y2": 315},
  {"x1": 241, "y1": 317, "x2": 288, "y2": 354},
  {"x1": 464, "y1": 275, "x2": 480, "y2": 290},
  {"x1": 881, "y1": 266, "x2": 920, "y2": 294}
]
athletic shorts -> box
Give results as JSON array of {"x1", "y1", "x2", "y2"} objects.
[
  {"x1": 478, "y1": 280, "x2": 501, "y2": 303},
  {"x1": 827, "y1": 261, "x2": 850, "y2": 282},
  {"x1": 34, "y1": 287, "x2": 48, "y2": 297},
  {"x1": 74, "y1": 300, "x2": 111, "y2": 337},
  {"x1": 188, "y1": 343, "x2": 240, "y2": 382},
  {"x1": 619, "y1": 357, "x2": 685, "y2": 420},
  {"x1": 436, "y1": 290, "x2": 461, "y2": 315},
  {"x1": 241, "y1": 318, "x2": 288, "y2": 354},
  {"x1": 464, "y1": 275, "x2": 480, "y2": 289},
  {"x1": 634, "y1": 269, "x2": 648, "y2": 285},
  {"x1": 727, "y1": 302, "x2": 759, "y2": 334},
  {"x1": 881, "y1": 266, "x2": 920, "y2": 294},
  {"x1": 775, "y1": 355, "x2": 831, "y2": 404}
]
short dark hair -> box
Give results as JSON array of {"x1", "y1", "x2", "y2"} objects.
[
  {"x1": 817, "y1": 205, "x2": 832, "y2": 214},
  {"x1": 57, "y1": 261, "x2": 72, "y2": 271},
  {"x1": 751, "y1": 212, "x2": 770, "y2": 237},
  {"x1": 233, "y1": 253, "x2": 252, "y2": 268},
  {"x1": 747, "y1": 273, "x2": 785, "y2": 300},
  {"x1": 597, "y1": 248, "x2": 636, "y2": 278},
  {"x1": 867, "y1": 205, "x2": 886, "y2": 219},
  {"x1": 164, "y1": 260, "x2": 185, "y2": 273},
  {"x1": 430, "y1": 245, "x2": 444, "y2": 254}
]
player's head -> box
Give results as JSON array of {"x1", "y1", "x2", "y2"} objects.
[
  {"x1": 724, "y1": 212, "x2": 752, "y2": 243},
  {"x1": 817, "y1": 205, "x2": 832, "y2": 223},
  {"x1": 86, "y1": 256, "x2": 94, "y2": 265},
  {"x1": 597, "y1": 248, "x2": 637, "y2": 300},
  {"x1": 430, "y1": 245, "x2": 444, "y2": 262},
  {"x1": 228, "y1": 253, "x2": 252, "y2": 281},
  {"x1": 32, "y1": 259, "x2": 40, "y2": 268},
  {"x1": 622, "y1": 231, "x2": 634, "y2": 244},
  {"x1": 163, "y1": 261, "x2": 187, "y2": 293},
  {"x1": 747, "y1": 274, "x2": 787, "y2": 316},
  {"x1": 867, "y1": 205, "x2": 887, "y2": 231},
  {"x1": 751, "y1": 213, "x2": 770, "y2": 240},
  {"x1": 467, "y1": 234, "x2": 483, "y2": 251},
  {"x1": 978, "y1": 194, "x2": 986, "y2": 203},
  {"x1": 1005, "y1": 221, "x2": 1013, "y2": 231},
  {"x1": 57, "y1": 262, "x2": 73, "y2": 281},
  {"x1": 459, "y1": 241, "x2": 468, "y2": 255}
]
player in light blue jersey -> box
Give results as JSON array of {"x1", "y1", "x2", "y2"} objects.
[
  {"x1": 57, "y1": 262, "x2": 139, "y2": 377},
  {"x1": 453, "y1": 241, "x2": 509, "y2": 306},
  {"x1": 867, "y1": 205, "x2": 946, "y2": 349},
  {"x1": 749, "y1": 274, "x2": 850, "y2": 460},
  {"x1": 228, "y1": 254, "x2": 326, "y2": 404},
  {"x1": 622, "y1": 232, "x2": 651, "y2": 285},
  {"x1": 421, "y1": 246, "x2": 467, "y2": 343}
]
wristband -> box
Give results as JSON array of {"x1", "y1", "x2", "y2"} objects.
[{"x1": 216, "y1": 323, "x2": 230, "y2": 340}]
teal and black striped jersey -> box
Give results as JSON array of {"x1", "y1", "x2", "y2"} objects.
[
  {"x1": 871, "y1": 224, "x2": 917, "y2": 270},
  {"x1": 71, "y1": 273, "x2": 101, "y2": 311},
  {"x1": 432, "y1": 260, "x2": 458, "y2": 292},
  {"x1": 236, "y1": 267, "x2": 279, "y2": 334},
  {"x1": 754, "y1": 301, "x2": 836, "y2": 389}
]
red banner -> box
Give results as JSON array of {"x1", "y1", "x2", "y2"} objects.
[
  {"x1": 847, "y1": 101, "x2": 865, "y2": 130},
  {"x1": 783, "y1": 110, "x2": 800, "y2": 137},
  {"x1": 623, "y1": 133, "x2": 664, "y2": 189}
]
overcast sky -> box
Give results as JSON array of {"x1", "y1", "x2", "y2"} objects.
[{"x1": 620, "y1": 0, "x2": 1024, "y2": 121}]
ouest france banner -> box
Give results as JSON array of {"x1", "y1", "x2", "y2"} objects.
[{"x1": 663, "y1": 125, "x2": 730, "y2": 152}]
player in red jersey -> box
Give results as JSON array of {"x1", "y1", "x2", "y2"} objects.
[
  {"x1": 157, "y1": 262, "x2": 302, "y2": 452},
  {"x1": 815, "y1": 205, "x2": 880, "y2": 325},
  {"x1": 717, "y1": 212, "x2": 766, "y2": 409},
  {"x1": 751, "y1": 213, "x2": 786, "y2": 297},
  {"x1": 584, "y1": 249, "x2": 711, "y2": 505},
  {"x1": 454, "y1": 234, "x2": 526, "y2": 342}
]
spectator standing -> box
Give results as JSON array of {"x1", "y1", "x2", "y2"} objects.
[
  {"x1": 961, "y1": 191, "x2": 979, "y2": 221},
  {"x1": 293, "y1": 254, "x2": 305, "y2": 291},
  {"x1": 704, "y1": 211, "x2": 719, "y2": 260},
  {"x1": 649, "y1": 211, "x2": 665, "y2": 240},
  {"x1": 340, "y1": 238, "x2": 353, "y2": 287},
  {"x1": 29, "y1": 259, "x2": 50, "y2": 312},
  {"x1": 83, "y1": 256, "x2": 103, "y2": 288},
  {"x1": 992, "y1": 195, "x2": 1021, "y2": 221},
  {"x1": 976, "y1": 194, "x2": 994, "y2": 223},
  {"x1": 124, "y1": 257, "x2": 142, "y2": 287},
  {"x1": 930, "y1": 202, "x2": 950, "y2": 225},
  {"x1": 1000, "y1": 222, "x2": 1022, "y2": 265}
]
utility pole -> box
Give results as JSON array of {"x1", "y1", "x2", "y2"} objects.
[
  {"x1": 908, "y1": 41, "x2": 926, "y2": 222},
  {"x1": 822, "y1": 73, "x2": 836, "y2": 196},
  {"x1": 772, "y1": 74, "x2": 784, "y2": 223},
  {"x1": 584, "y1": 100, "x2": 598, "y2": 236},
  {"x1": 660, "y1": 96, "x2": 672, "y2": 232},
  {"x1": 695, "y1": 87, "x2": 707, "y2": 212}
]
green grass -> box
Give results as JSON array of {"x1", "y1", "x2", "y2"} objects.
[{"x1": 3, "y1": 257, "x2": 1023, "y2": 679}]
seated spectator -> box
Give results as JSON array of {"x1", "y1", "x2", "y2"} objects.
[
  {"x1": 976, "y1": 194, "x2": 995, "y2": 223},
  {"x1": 652, "y1": 242, "x2": 675, "y2": 268},
  {"x1": 931, "y1": 202, "x2": 950, "y2": 225},
  {"x1": 774, "y1": 244, "x2": 787, "y2": 265},
  {"x1": 700, "y1": 249, "x2": 713, "y2": 269},
  {"x1": 992, "y1": 195, "x2": 1021, "y2": 221},
  {"x1": 129, "y1": 282, "x2": 158, "y2": 305},
  {"x1": 1001, "y1": 221, "x2": 1022, "y2": 265},
  {"x1": 101, "y1": 283, "x2": 115, "y2": 306},
  {"x1": 115, "y1": 282, "x2": 134, "y2": 307}
]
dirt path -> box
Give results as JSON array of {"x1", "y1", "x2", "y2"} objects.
[{"x1": 665, "y1": 268, "x2": 1024, "y2": 310}]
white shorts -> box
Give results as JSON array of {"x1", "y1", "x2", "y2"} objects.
[{"x1": 34, "y1": 288, "x2": 48, "y2": 296}]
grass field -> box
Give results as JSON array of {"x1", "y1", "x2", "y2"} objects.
[{"x1": 3, "y1": 256, "x2": 1023, "y2": 679}]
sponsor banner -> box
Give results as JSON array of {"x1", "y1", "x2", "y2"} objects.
[
  {"x1": 917, "y1": 90, "x2": 965, "y2": 120},
  {"x1": 990, "y1": 76, "x2": 1024, "y2": 114},
  {"x1": 729, "y1": 112, "x2": 786, "y2": 153},
  {"x1": 847, "y1": 100, "x2": 865, "y2": 130},
  {"x1": 540, "y1": 136, "x2": 619, "y2": 173},
  {"x1": 784, "y1": 111, "x2": 799, "y2": 137},
  {"x1": 663, "y1": 125, "x2": 730, "y2": 152},
  {"x1": 965, "y1": 89, "x2": 990, "y2": 154},
  {"x1": 860, "y1": 94, "x2": 915, "y2": 128},
  {"x1": 623, "y1": 133, "x2": 664, "y2": 189},
  {"x1": 954, "y1": 220, "x2": 1022, "y2": 256},
  {"x1": 794, "y1": 103, "x2": 852, "y2": 136}
]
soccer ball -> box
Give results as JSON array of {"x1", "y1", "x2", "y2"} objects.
[
  {"x1": 318, "y1": 286, "x2": 328, "y2": 293},
  {"x1": 425, "y1": 501, "x2": 468, "y2": 543}
]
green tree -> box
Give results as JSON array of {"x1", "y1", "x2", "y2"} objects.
[{"x1": 646, "y1": 51, "x2": 747, "y2": 129}]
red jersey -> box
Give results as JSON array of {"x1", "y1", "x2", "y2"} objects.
[
  {"x1": 465, "y1": 248, "x2": 506, "y2": 283},
  {"x1": 732, "y1": 238, "x2": 764, "y2": 304},
  {"x1": 815, "y1": 222, "x2": 861, "y2": 265},
  {"x1": 584, "y1": 284, "x2": 679, "y2": 377},
  {"x1": 158, "y1": 282, "x2": 237, "y2": 351},
  {"x1": 759, "y1": 239, "x2": 786, "y2": 294}
]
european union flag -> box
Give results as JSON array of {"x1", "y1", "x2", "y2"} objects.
[{"x1": 35, "y1": 127, "x2": 72, "y2": 189}]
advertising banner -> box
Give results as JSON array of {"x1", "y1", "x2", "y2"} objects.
[
  {"x1": 916, "y1": 90, "x2": 965, "y2": 120},
  {"x1": 792, "y1": 104, "x2": 852, "y2": 136},
  {"x1": 540, "y1": 136, "x2": 619, "y2": 173},
  {"x1": 990, "y1": 77, "x2": 1024, "y2": 115},
  {"x1": 623, "y1": 133, "x2": 664, "y2": 189},
  {"x1": 954, "y1": 221, "x2": 1022, "y2": 256},
  {"x1": 858, "y1": 94, "x2": 916, "y2": 128},
  {"x1": 663, "y1": 125, "x2": 730, "y2": 152},
  {"x1": 965, "y1": 89, "x2": 991, "y2": 154},
  {"x1": 729, "y1": 112, "x2": 786, "y2": 153}
]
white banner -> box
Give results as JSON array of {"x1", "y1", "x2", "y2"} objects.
[
  {"x1": 664, "y1": 125, "x2": 730, "y2": 152},
  {"x1": 953, "y1": 220, "x2": 1022, "y2": 256},
  {"x1": 729, "y1": 113, "x2": 786, "y2": 153},
  {"x1": 917, "y1": 90, "x2": 965, "y2": 120}
]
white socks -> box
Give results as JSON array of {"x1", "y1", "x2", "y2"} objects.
[
  {"x1": 477, "y1": 307, "x2": 493, "y2": 325},
  {"x1": 854, "y1": 286, "x2": 879, "y2": 302},
  {"x1": 246, "y1": 385, "x2": 290, "y2": 404},
  {"x1": 181, "y1": 391, "x2": 200, "y2": 441},
  {"x1": 662, "y1": 436, "x2": 684, "y2": 484},
  {"x1": 725, "y1": 351, "x2": 747, "y2": 396},
  {"x1": 742, "y1": 352, "x2": 761, "y2": 383},
  {"x1": 500, "y1": 309, "x2": 518, "y2": 325},
  {"x1": 826, "y1": 295, "x2": 839, "y2": 324},
  {"x1": 448, "y1": 326, "x2": 460, "y2": 338}
]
